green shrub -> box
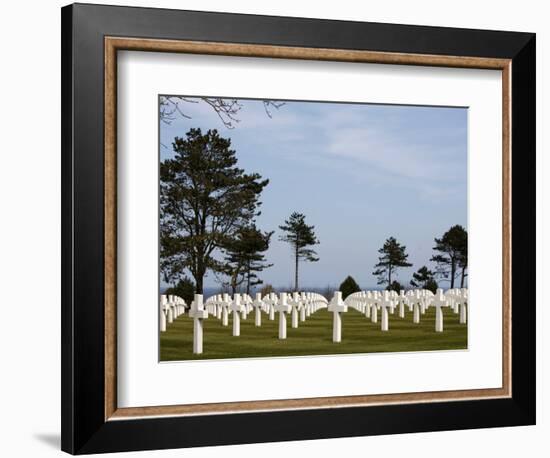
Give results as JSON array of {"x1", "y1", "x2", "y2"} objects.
[
  {"x1": 165, "y1": 277, "x2": 195, "y2": 306},
  {"x1": 339, "y1": 276, "x2": 361, "y2": 299},
  {"x1": 387, "y1": 280, "x2": 403, "y2": 293}
]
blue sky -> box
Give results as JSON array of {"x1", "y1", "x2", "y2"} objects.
[{"x1": 160, "y1": 97, "x2": 467, "y2": 290}]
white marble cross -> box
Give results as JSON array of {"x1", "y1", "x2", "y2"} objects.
[
  {"x1": 459, "y1": 301, "x2": 467, "y2": 324},
  {"x1": 364, "y1": 291, "x2": 372, "y2": 319},
  {"x1": 176, "y1": 296, "x2": 186, "y2": 317},
  {"x1": 289, "y1": 292, "x2": 302, "y2": 329},
  {"x1": 432, "y1": 289, "x2": 448, "y2": 332},
  {"x1": 253, "y1": 292, "x2": 264, "y2": 327},
  {"x1": 170, "y1": 295, "x2": 180, "y2": 320},
  {"x1": 159, "y1": 295, "x2": 168, "y2": 332},
  {"x1": 459, "y1": 289, "x2": 468, "y2": 324},
  {"x1": 188, "y1": 294, "x2": 208, "y2": 354},
  {"x1": 371, "y1": 292, "x2": 379, "y2": 323},
  {"x1": 389, "y1": 290, "x2": 398, "y2": 314},
  {"x1": 221, "y1": 293, "x2": 229, "y2": 326},
  {"x1": 216, "y1": 295, "x2": 223, "y2": 319},
  {"x1": 240, "y1": 294, "x2": 249, "y2": 320},
  {"x1": 413, "y1": 301, "x2": 420, "y2": 324},
  {"x1": 405, "y1": 290, "x2": 417, "y2": 312},
  {"x1": 449, "y1": 289, "x2": 462, "y2": 314},
  {"x1": 300, "y1": 292, "x2": 307, "y2": 322},
  {"x1": 275, "y1": 292, "x2": 291, "y2": 339},
  {"x1": 409, "y1": 290, "x2": 421, "y2": 323},
  {"x1": 230, "y1": 293, "x2": 244, "y2": 336},
  {"x1": 328, "y1": 291, "x2": 348, "y2": 343},
  {"x1": 166, "y1": 295, "x2": 174, "y2": 324},
  {"x1": 379, "y1": 291, "x2": 393, "y2": 331},
  {"x1": 420, "y1": 290, "x2": 432, "y2": 314},
  {"x1": 398, "y1": 290, "x2": 406, "y2": 318},
  {"x1": 305, "y1": 292, "x2": 312, "y2": 317},
  {"x1": 268, "y1": 292, "x2": 277, "y2": 320}
]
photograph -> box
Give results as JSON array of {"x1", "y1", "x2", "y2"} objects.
[
  {"x1": 158, "y1": 95, "x2": 469, "y2": 361},
  {"x1": 53, "y1": 2, "x2": 536, "y2": 454}
]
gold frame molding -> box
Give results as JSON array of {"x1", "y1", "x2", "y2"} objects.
[{"x1": 104, "y1": 37, "x2": 512, "y2": 421}]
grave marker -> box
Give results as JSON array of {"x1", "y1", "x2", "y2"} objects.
[
  {"x1": 253, "y1": 293, "x2": 263, "y2": 327},
  {"x1": 380, "y1": 291, "x2": 393, "y2": 331},
  {"x1": 432, "y1": 289, "x2": 448, "y2": 332},
  {"x1": 189, "y1": 294, "x2": 208, "y2": 354},
  {"x1": 275, "y1": 292, "x2": 291, "y2": 339},
  {"x1": 230, "y1": 294, "x2": 244, "y2": 336},
  {"x1": 159, "y1": 295, "x2": 168, "y2": 332},
  {"x1": 289, "y1": 292, "x2": 301, "y2": 329},
  {"x1": 328, "y1": 291, "x2": 348, "y2": 343}
]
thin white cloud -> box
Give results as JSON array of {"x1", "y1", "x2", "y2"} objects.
[
  {"x1": 324, "y1": 126, "x2": 463, "y2": 181},
  {"x1": 162, "y1": 97, "x2": 467, "y2": 200}
]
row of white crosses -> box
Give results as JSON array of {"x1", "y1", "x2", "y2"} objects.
[
  {"x1": 342, "y1": 288, "x2": 468, "y2": 335},
  {"x1": 159, "y1": 294, "x2": 187, "y2": 332},
  {"x1": 328, "y1": 290, "x2": 393, "y2": 342},
  {"x1": 446, "y1": 288, "x2": 468, "y2": 324},
  {"x1": 279, "y1": 292, "x2": 324, "y2": 333},
  {"x1": 203, "y1": 293, "x2": 255, "y2": 334},
  {"x1": 160, "y1": 288, "x2": 467, "y2": 354},
  {"x1": 185, "y1": 291, "x2": 329, "y2": 352},
  {"x1": 271, "y1": 292, "x2": 328, "y2": 338},
  {"x1": 203, "y1": 291, "x2": 328, "y2": 334},
  {"x1": 428, "y1": 288, "x2": 468, "y2": 329}
]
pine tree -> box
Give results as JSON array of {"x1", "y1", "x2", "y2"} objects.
[
  {"x1": 279, "y1": 212, "x2": 319, "y2": 291},
  {"x1": 372, "y1": 237, "x2": 412, "y2": 288},
  {"x1": 222, "y1": 225, "x2": 273, "y2": 295},
  {"x1": 458, "y1": 238, "x2": 468, "y2": 288},
  {"x1": 430, "y1": 225, "x2": 467, "y2": 288},
  {"x1": 410, "y1": 266, "x2": 438, "y2": 293},
  {"x1": 160, "y1": 128, "x2": 268, "y2": 293}
]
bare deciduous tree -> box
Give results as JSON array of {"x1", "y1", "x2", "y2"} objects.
[{"x1": 160, "y1": 96, "x2": 285, "y2": 129}]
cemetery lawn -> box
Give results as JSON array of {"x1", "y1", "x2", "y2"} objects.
[{"x1": 160, "y1": 308, "x2": 467, "y2": 361}]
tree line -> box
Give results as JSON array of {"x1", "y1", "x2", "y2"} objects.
[
  {"x1": 337, "y1": 225, "x2": 467, "y2": 299},
  {"x1": 370, "y1": 225, "x2": 467, "y2": 293},
  {"x1": 161, "y1": 128, "x2": 319, "y2": 301},
  {"x1": 161, "y1": 128, "x2": 467, "y2": 302}
]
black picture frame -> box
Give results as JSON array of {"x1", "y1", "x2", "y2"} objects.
[{"x1": 61, "y1": 3, "x2": 535, "y2": 454}]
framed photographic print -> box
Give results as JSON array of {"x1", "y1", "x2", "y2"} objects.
[{"x1": 61, "y1": 3, "x2": 536, "y2": 454}]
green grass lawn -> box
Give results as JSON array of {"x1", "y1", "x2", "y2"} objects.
[{"x1": 160, "y1": 307, "x2": 467, "y2": 361}]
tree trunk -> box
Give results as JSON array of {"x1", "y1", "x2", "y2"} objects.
[
  {"x1": 450, "y1": 259, "x2": 456, "y2": 289},
  {"x1": 230, "y1": 272, "x2": 237, "y2": 296},
  {"x1": 195, "y1": 275, "x2": 203, "y2": 295},
  {"x1": 194, "y1": 257, "x2": 206, "y2": 294},
  {"x1": 388, "y1": 265, "x2": 392, "y2": 288},
  {"x1": 193, "y1": 252, "x2": 205, "y2": 294},
  {"x1": 246, "y1": 261, "x2": 251, "y2": 295},
  {"x1": 294, "y1": 245, "x2": 299, "y2": 292},
  {"x1": 460, "y1": 266, "x2": 466, "y2": 288}
]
